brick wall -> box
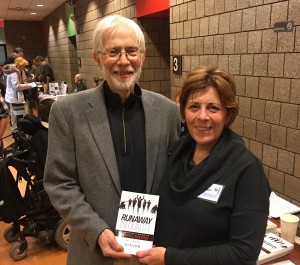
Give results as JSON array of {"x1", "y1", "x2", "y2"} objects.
[{"x1": 169, "y1": 0, "x2": 300, "y2": 206}]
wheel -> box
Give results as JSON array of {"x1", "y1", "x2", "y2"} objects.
[
  {"x1": 3, "y1": 225, "x2": 20, "y2": 243},
  {"x1": 54, "y1": 219, "x2": 70, "y2": 250},
  {"x1": 9, "y1": 242, "x2": 28, "y2": 261}
]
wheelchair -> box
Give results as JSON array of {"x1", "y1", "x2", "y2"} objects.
[{"x1": 0, "y1": 114, "x2": 70, "y2": 261}]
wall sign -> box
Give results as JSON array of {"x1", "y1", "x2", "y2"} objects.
[
  {"x1": 274, "y1": 21, "x2": 294, "y2": 32},
  {"x1": 173, "y1": 56, "x2": 182, "y2": 75}
]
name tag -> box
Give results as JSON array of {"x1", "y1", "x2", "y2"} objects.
[{"x1": 198, "y1": 184, "x2": 224, "y2": 204}]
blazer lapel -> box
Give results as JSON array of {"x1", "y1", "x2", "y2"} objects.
[
  {"x1": 85, "y1": 86, "x2": 122, "y2": 195},
  {"x1": 83, "y1": 88, "x2": 162, "y2": 195},
  {"x1": 142, "y1": 91, "x2": 161, "y2": 193}
]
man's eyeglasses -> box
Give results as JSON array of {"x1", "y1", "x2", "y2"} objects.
[{"x1": 98, "y1": 48, "x2": 144, "y2": 61}]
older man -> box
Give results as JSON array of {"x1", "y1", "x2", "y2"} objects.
[{"x1": 44, "y1": 15, "x2": 180, "y2": 265}]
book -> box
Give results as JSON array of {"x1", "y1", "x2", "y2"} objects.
[
  {"x1": 257, "y1": 233, "x2": 294, "y2": 264},
  {"x1": 269, "y1": 192, "x2": 300, "y2": 218},
  {"x1": 115, "y1": 191, "x2": 159, "y2": 255},
  {"x1": 266, "y1": 219, "x2": 278, "y2": 234},
  {"x1": 29, "y1": 82, "x2": 37, "y2": 87},
  {"x1": 271, "y1": 261, "x2": 295, "y2": 265}
]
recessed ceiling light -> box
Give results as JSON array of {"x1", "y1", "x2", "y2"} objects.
[{"x1": 37, "y1": 4, "x2": 44, "y2": 7}]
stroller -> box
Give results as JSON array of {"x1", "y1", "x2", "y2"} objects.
[{"x1": 0, "y1": 114, "x2": 70, "y2": 261}]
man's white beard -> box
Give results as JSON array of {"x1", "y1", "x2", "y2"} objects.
[{"x1": 102, "y1": 66, "x2": 142, "y2": 92}]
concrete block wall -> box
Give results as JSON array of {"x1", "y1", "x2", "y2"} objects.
[
  {"x1": 169, "y1": 0, "x2": 300, "y2": 205},
  {"x1": 43, "y1": 3, "x2": 78, "y2": 92},
  {"x1": 71, "y1": 0, "x2": 170, "y2": 95},
  {"x1": 138, "y1": 17, "x2": 170, "y2": 97}
]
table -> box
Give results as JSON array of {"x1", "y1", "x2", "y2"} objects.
[
  {"x1": 38, "y1": 93, "x2": 67, "y2": 101},
  {"x1": 265, "y1": 218, "x2": 300, "y2": 264}
]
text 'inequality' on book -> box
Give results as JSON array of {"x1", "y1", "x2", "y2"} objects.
[
  {"x1": 115, "y1": 190, "x2": 159, "y2": 255},
  {"x1": 257, "y1": 233, "x2": 294, "y2": 265}
]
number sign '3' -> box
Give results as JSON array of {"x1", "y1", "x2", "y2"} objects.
[{"x1": 173, "y1": 56, "x2": 182, "y2": 75}]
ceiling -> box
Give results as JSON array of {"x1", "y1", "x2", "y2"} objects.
[{"x1": 0, "y1": 0, "x2": 67, "y2": 21}]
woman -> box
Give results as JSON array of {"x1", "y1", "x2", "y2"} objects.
[
  {"x1": 3, "y1": 57, "x2": 32, "y2": 126},
  {"x1": 93, "y1": 76, "x2": 103, "y2": 87},
  {"x1": 137, "y1": 66, "x2": 271, "y2": 265}
]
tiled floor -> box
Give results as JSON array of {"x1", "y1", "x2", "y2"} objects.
[{"x1": 0, "y1": 124, "x2": 67, "y2": 264}]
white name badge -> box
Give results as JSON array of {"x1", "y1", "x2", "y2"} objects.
[{"x1": 198, "y1": 184, "x2": 225, "y2": 204}]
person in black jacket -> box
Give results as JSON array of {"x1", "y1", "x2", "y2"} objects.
[
  {"x1": 35, "y1": 56, "x2": 55, "y2": 91},
  {"x1": 137, "y1": 66, "x2": 271, "y2": 265},
  {"x1": 72, "y1": 74, "x2": 87, "y2": 93}
]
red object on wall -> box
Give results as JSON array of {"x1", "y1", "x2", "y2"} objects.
[
  {"x1": 136, "y1": 0, "x2": 169, "y2": 17},
  {"x1": 0, "y1": 20, "x2": 4, "y2": 28}
]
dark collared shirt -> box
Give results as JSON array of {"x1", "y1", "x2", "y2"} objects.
[{"x1": 104, "y1": 81, "x2": 146, "y2": 193}]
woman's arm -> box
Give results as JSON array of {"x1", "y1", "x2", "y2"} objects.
[
  {"x1": 138, "y1": 156, "x2": 270, "y2": 265},
  {"x1": 11, "y1": 72, "x2": 31, "y2": 91}
]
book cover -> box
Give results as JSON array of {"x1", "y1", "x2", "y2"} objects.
[
  {"x1": 115, "y1": 191, "x2": 159, "y2": 255},
  {"x1": 257, "y1": 233, "x2": 294, "y2": 265}
]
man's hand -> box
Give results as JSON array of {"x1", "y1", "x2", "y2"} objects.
[
  {"x1": 136, "y1": 247, "x2": 166, "y2": 265},
  {"x1": 98, "y1": 229, "x2": 132, "y2": 259}
]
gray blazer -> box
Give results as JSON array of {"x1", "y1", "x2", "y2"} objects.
[{"x1": 43, "y1": 84, "x2": 180, "y2": 265}]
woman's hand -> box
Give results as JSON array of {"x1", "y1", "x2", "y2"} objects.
[{"x1": 136, "y1": 247, "x2": 166, "y2": 265}]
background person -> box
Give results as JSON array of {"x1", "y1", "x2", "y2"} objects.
[
  {"x1": 3, "y1": 48, "x2": 27, "y2": 127},
  {"x1": 72, "y1": 73, "x2": 87, "y2": 93},
  {"x1": 174, "y1": 90, "x2": 188, "y2": 137},
  {"x1": 0, "y1": 66, "x2": 6, "y2": 97},
  {"x1": 0, "y1": 94, "x2": 9, "y2": 156},
  {"x1": 93, "y1": 76, "x2": 103, "y2": 87},
  {"x1": 2, "y1": 57, "x2": 32, "y2": 128},
  {"x1": 136, "y1": 66, "x2": 271, "y2": 265},
  {"x1": 13, "y1": 47, "x2": 28, "y2": 83},
  {"x1": 29, "y1": 58, "x2": 41, "y2": 82},
  {"x1": 38, "y1": 98, "x2": 55, "y2": 127},
  {"x1": 35, "y1": 56, "x2": 55, "y2": 92},
  {"x1": 3, "y1": 52, "x2": 18, "y2": 65},
  {"x1": 43, "y1": 14, "x2": 180, "y2": 265},
  {"x1": 13, "y1": 47, "x2": 24, "y2": 58}
]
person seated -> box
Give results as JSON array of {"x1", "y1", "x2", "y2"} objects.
[
  {"x1": 72, "y1": 74, "x2": 87, "y2": 93},
  {"x1": 93, "y1": 76, "x2": 103, "y2": 87},
  {"x1": 38, "y1": 98, "x2": 55, "y2": 128}
]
